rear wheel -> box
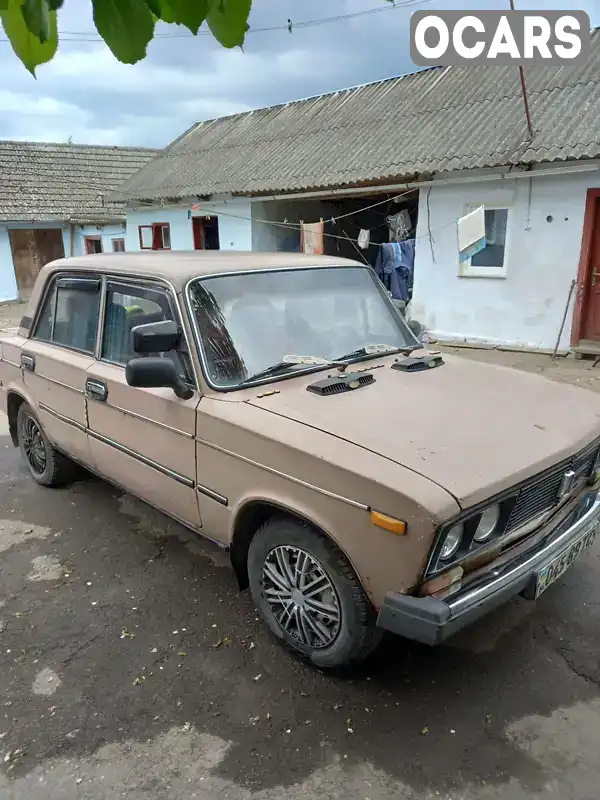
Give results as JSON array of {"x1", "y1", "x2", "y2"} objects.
[
  {"x1": 248, "y1": 516, "x2": 380, "y2": 668},
  {"x1": 17, "y1": 403, "x2": 75, "y2": 487}
]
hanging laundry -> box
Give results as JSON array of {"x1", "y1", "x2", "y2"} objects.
[
  {"x1": 300, "y1": 221, "x2": 324, "y2": 255},
  {"x1": 457, "y1": 206, "x2": 486, "y2": 262},
  {"x1": 386, "y1": 209, "x2": 412, "y2": 242},
  {"x1": 357, "y1": 229, "x2": 370, "y2": 249},
  {"x1": 374, "y1": 239, "x2": 415, "y2": 303}
]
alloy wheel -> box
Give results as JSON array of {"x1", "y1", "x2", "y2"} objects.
[
  {"x1": 21, "y1": 415, "x2": 47, "y2": 475},
  {"x1": 262, "y1": 545, "x2": 341, "y2": 648}
]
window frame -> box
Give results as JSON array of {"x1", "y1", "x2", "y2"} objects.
[
  {"x1": 84, "y1": 236, "x2": 103, "y2": 255},
  {"x1": 98, "y1": 276, "x2": 195, "y2": 387},
  {"x1": 458, "y1": 204, "x2": 510, "y2": 279},
  {"x1": 112, "y1": 238, "x2": 126, "y2": 252},
  {"x1": 138, "y1": 223, "x2": 171, "y2": 251},
  {"x1": 30, "y1": 272, "x2": 102, "y2": 356}
]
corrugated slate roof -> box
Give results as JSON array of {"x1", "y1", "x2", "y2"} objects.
[
  {"x1": 114, "y1": 29, "x2": 600, "y2": 202},
  {"x1": 0, "y1": 141, "x2": 159, "y2": 223}
]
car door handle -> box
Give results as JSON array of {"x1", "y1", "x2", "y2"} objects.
[
  {"x1": 21, "y1": 353, "x2": 35, "y2": 372},
  {"x1": 86, "y1": 378, "x2": 108, "y2": 402}
]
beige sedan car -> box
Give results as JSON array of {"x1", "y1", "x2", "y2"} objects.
[{"x1": 1, "y1": 252, "x2": 600, "y2": 668}]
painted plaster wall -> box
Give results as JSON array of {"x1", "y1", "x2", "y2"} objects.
[
  {"x1": 412, "y1": 169, "x2": 600, "y2": 350},
  {"x1": 0, "y1": 222, "x2": 127, "y2": 303},
  {"x1": 125, "y1": 200, "x2": 253, "y2": 253},
  {"x1": 0, "y1": 222, "x2": 69, "y2": 302},
  {"x1": 73, "y1": 224, "x2": 126, "y2": 256}
]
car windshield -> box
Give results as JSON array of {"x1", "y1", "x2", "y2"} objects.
[{"x1": 187, "y1": 265, "x2": 419, "y2": 389}]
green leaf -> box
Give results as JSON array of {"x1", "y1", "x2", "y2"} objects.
[
  {"x1": 163, "y1": 0, "x2": 207, "y2": 33},
  {"x1": 92, "y1": 0, "x2": 155, "y2": 64},
  {"x1": 207, "y1": 0, "x2": 250, "y2": 48},
  {"x1": 47, "y1": 0, "x2": 63, "y2": 9},
  {"x1": 21, "y1": 0, "x2": 52, "y2": 42},
  {"x1": 0, "y1": 0, "x2": 57, "y2": 74}
]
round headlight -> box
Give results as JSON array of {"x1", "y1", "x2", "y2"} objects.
[
  {"x1": 440, "y1": 523, "x2": 463, "y2": 560},
  {"x1": 474, "y1": 504, "x2": 500, "y2": 543}
]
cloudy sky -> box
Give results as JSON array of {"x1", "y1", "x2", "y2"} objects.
[{"x1": 0, "y1": 0, "x2": 598, "y2": 148}]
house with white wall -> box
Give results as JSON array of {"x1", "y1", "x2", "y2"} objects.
[
  {"x1": 113, "y1": 29, "x2": 600, "y2": 353},
  {"x1": 0, "y1": 141, "x2": 158, "y2": 301}
]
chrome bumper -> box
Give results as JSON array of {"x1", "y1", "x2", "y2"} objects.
[{"x1": 377, "y1": 491, "x2": 600, "y2": 645}]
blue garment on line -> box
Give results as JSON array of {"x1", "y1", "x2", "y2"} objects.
[{"x1": 374, "y1": 240, "x2": 415, "y2": 302}]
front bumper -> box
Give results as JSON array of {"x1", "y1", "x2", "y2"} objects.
[{"x1": 377, "y1": 490, "x2": 600, "y2": 645}]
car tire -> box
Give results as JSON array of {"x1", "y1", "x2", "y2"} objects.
[
  {"x1": 17, "y1": 403, "x2": 75, "y2": 488},
  {"x1": 248, "y1": 515, "x2": 381, "y2": 668}
]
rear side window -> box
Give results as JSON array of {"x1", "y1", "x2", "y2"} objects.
[{"x1": 33, "y1": 276, "x2": 101, "y2": 354}]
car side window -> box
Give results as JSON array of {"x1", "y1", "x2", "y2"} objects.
[
  {"x1": 33, "y1": 276, "x2": 101, "y2": 354},
  {"x1": 101, "y1": 282, "x2": 194, "y2": 385}
]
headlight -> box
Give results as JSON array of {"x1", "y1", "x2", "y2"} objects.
[
  {"x1": 440, "y1": 523, "x2": 463, "y2": 560},
  {"x1": 473, "y1": 504, "x2": 500, "y2": 542}
]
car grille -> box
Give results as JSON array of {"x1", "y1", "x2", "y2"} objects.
[{"x1": 506, "y1": 439, "x2": 599, "y2": 533}]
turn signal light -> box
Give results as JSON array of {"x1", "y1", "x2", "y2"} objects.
[{"x1": 370, "y1": 510, "x2": 406, "y2": 535}]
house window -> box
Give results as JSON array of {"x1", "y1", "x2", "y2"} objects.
[
  {"x1": 459, "y1": 207, "x2": 509, "y2": 278},
  {"x1": 84, "y1": 236, "x2": 103, "y2": 254},
  {"x1": 138, "y1": 223, "x2": 171, "y2": 250},
  {"x1": 112, "y1": 238, "x2": 125, "y2": 252}
]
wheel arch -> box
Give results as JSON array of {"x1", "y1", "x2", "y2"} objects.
[
  {"x1": 229, "y1": 496, "x2": 363, "y2": 594},
  {"x1": 6, "y1": 390, "x2": 28, "y2": 446}
]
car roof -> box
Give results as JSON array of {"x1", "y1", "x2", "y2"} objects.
[{"x1": 40, "y1": 251, "x2": 367, "y2": 290}]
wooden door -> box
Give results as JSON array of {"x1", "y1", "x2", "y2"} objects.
[
  {"x1": 8, "y1": 228, "x2": 65, "y2": 299},
  {"x1": 35, "y1": 228, "x2": 65, "y2": 266},
  {"x1": 582, "y1": 198, "x2": 600, "y2": 341},
  {"x1": 192, "y1": 217, "x2": 206, "y2": 250}
]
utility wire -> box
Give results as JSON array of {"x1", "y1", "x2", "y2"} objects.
[{"x1": 0, "y1": 0, "x2": 433, "y2": 43}]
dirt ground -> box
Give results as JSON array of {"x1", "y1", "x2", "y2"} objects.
[{"x1": 1, "y1": 301, "x2": 600, "y2": 799}]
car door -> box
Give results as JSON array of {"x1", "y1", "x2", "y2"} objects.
[
  {"x1": 85, "y1": 278, "x2": 202, "y2": 530},
  {"x1": 22, "y1": 273, "x2": 100, "y2": 466}
]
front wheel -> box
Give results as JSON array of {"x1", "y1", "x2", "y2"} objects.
[
  {"x1": 248, "y1": 516, "x2": 381, "y2": 668},
  {"x1": 17, "y1": 403, "x2": 75, "y2": 487}
]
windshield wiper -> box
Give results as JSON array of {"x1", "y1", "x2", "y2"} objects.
[
  {"x1": 239, "y1": 355, "x2": 332, "y2": 386},
  {"x1": 335, "y1": 343, "x2": 418, "y2": 362}
]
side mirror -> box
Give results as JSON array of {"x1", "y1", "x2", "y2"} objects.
[
  {"x1": 126, "y1": 357, "x2": 194, "y2": 400},
  {"x1": 131, "y1": 319, "x2": 181, "y2": 355}
]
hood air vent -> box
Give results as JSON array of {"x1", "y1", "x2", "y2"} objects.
[
  {"x1": 392, "y1": 354, "x2": 445, "y2": 372},
  {"x1": 307, "y1": 372, "x2": 375, "y2": 396}
]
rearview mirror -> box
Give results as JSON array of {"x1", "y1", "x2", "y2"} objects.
[
  {"x1": 131, "y1": 319, "x2": 181, "y2": 355},
  {"x1": 126, "y1": 357, "x2": 194, "y2": 400}
]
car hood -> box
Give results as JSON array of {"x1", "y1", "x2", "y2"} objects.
[{"x1": 247, "y1": 354, "x2": 600, "y2": 508}]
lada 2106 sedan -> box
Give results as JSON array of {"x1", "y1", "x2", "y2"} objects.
[{"x1": 1, "y1": 252, "x2": 599, "y2": 668}]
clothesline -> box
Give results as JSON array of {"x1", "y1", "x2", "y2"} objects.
[{"x1": 185, "y1": 203, "x2": 458, "y2": 249}]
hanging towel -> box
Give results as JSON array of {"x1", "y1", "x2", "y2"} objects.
[
  {"x1": 358, "y1": 229, "x2": 370, "y2": 249},
  {"x1": 300, "y1": 221, "x2": 324, "y2": 255},
  {"x1": 457, "y1": 206, "x2": 486, "y2": 262}
]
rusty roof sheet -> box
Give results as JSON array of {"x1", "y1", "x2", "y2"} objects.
[
  {"x1": 0, "y1": 141, "x2": 159, "y2": 223},
  {"x1": 114, "y1": 29, "x2": 600, "y2": 202}
]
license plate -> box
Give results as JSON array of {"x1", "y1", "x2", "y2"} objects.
[{"x1": 535, "y1": 520, "x2": 599, "y2": 599}]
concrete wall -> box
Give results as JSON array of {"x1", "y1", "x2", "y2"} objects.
[
  {"x1": 412, "y1": 168, "x2": 600, "y2": 350},
  {"x1": 126, "y1": 200, "x2": 253, "y2": 252}
]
